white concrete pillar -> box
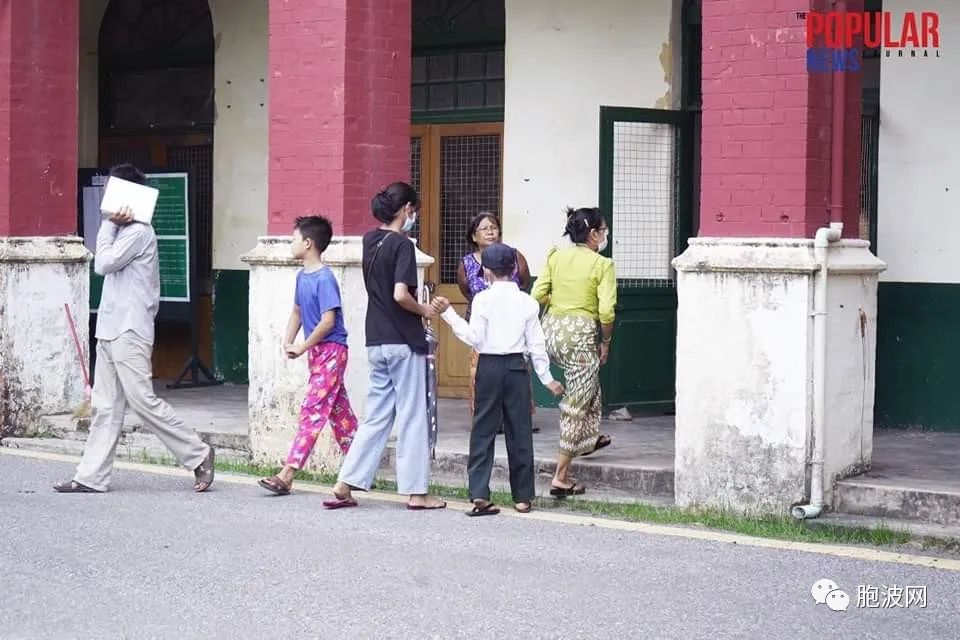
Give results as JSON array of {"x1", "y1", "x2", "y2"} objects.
[
  {"x1": 241, "y1": 236, "x2": 434, "y2": 472},
  {"x1": 672, "y1": 238, "x2": 885, "y2": 513},
  {"x1": 0, "y1": 237, "x2": 91, "y2": 436}
]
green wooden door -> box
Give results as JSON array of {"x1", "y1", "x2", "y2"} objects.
[{"x1": 598, "y1": 107, "x2": 694, "y2": 415}]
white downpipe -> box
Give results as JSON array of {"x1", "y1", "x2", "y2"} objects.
[{"x1": 792, "y1": 222, "x2": 843, "y2": 520}]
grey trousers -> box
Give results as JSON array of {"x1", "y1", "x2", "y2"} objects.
[{"x1": 74, "y1": 331, "x2": 209, "y2": 491}]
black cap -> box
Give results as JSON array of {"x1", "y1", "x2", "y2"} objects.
[{"x1": 481, "y1": 243, "x2": 517, "y2": 271}]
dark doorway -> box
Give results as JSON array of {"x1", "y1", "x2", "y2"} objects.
[{"x1": 97, "y1": 0, "x2": 215, "y2": 379}]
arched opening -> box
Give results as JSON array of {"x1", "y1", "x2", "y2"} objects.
[{"x1": 97, "y1": 0, "x2": 216, "y2": 379}]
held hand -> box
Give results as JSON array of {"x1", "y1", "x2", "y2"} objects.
[
  {"x1": 431, "y1": 296, "x2": 450, "y2": 314},
  {"x1": 599, "y1": 341, "x2": 610, "y2": 366},
  {"x1": 108, "y1": 206, "x2": 135, "y2": 225},
  {"x1": 547, "y1": 381, "x2": 565, "y2": 398},
  {"x1": 421, "y1": 303, "x2": 438, "y2": 320}
]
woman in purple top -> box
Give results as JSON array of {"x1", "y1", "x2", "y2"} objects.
[
  {"x1": 456, "y1": 212, "x2": 536, "y2": 427},
  {"x1": 457, "y1": 212, "x2": 531, "y2": 310}
]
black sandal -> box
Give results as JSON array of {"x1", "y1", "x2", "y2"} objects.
[
  {"x1": 53, "y1": 480, "x2": 101, "y2": 493},
  {"x1": 582, "y1": 434, "x2": 612, "y2": 457},
  {"x1": 193, "y1": 446, "x2": 215, "y2": 492},
  {"x1": 549, "y1": 483, "x2": 586, "y2": 498},
  {"x1": 466, "y1": 501, "x2": 500, "y2": 517}
]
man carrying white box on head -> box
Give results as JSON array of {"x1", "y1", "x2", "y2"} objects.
[{"x1": 54, "y1": 163, "x2": 215, "y2": 494}]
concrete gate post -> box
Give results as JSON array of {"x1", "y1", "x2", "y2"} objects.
[
  {"x1": 0, "y1": 2, "x2": 90, "y2": 437},
  {"x1": 244, "y1": 0, "x2": 419, "y2": 472},
  {"x1": 673, "y1": 0, "x2": 885, "y2": 514}
]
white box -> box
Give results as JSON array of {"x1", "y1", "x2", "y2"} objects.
[{"x1": 99, "y1": 176, "x2": 159, "y2": 225}]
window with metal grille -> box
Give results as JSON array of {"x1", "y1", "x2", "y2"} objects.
[
  {"x1": 610, "y1": 122, "x2": 680, "y2": 287},
  {"x1": 438, "y1": 134, "x2": 502, "y2": 284},
  {"x1": 412, "y1": 49, "x2": 504, "y2": 113},
  {"x1": 100, "y1": 145, "x2": 152, "y2": 170},
  {"x1": 408, "y1": 136, "x2": 423, "y2": 244},
  {"x1": 167, "y1": 144, "x2": 213, "y2": 292}
]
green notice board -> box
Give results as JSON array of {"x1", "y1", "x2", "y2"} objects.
[{"x1": 89, "y1": 172, "x2": 191, "y2": 309}]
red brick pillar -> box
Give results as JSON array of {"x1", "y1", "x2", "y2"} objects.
[
  {"x1": 698, "y1": 0, "x2": 862, "y2": 238},
  {"x1": 674, "y1": 0, "x2": 883, "y2": 515},
  {"x1": 0, "y1": 0, "x2": 78, "y2": 237},
  {"x1": 267, "y1": 0, "x2": 412, "y2": 237}
]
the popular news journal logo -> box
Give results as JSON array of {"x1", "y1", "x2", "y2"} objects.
[{"x1": 801, "y1": 11, "x2": 942, "y2": 73}]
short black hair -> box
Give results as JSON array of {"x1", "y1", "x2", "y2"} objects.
[
  {"x1": 294, "y1": 215, "x2": 333, "y2": 253},
  {"x1": 109, "y1": 163, "x2": 146, "y2": 185},
  {"x1": 487, "y1": 265, "x2": 514, "y2": 279},
  {"x1": 466, "y1": 212, "x2": 500, "y2": 249}
]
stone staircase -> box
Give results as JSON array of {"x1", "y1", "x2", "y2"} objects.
[
  {"x1": 835, "y1": 477, "x2": 960, "y2": 527},
  {"x1": 832, "y1": 430, "x2": 960, "y2": 530}
]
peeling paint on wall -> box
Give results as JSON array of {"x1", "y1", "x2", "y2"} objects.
[
  {"x1": 654, "y1": 41, "x2": 673, "y2": 109},
  {"x1": 0, "y1": 238, "x2": 90, "y2": 437}
]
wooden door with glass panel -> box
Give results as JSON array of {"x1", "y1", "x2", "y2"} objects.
[{"x1": 410, "y1": 122, "x2": 503, "y2": 399}]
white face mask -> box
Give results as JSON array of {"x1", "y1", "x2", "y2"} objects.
[
  {"x1": 401, "y1": 211, "x2": 417, "y2": 232},
  {"x1": 597, "y1": 231, "x2": 608, "y2": 253}
]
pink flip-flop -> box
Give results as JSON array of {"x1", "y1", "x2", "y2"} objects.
[{"x1": 322, "y1": 497, "x2": 358, "y2": 509}]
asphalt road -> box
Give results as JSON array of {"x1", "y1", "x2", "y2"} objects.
[{"x1": 1, "y1": 452, "x2": 958, "y2": 640}]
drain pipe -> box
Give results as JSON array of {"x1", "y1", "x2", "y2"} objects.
[
  {"x1": 793, "y1": 222, "x2": 842, "y2": 520},
  {"x1": 793, "y1": 0, "x2": 847, "y2": 521}
]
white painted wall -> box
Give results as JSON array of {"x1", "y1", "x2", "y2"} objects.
[
  {"x1": 501, "y1": 0, "x2": 678, "y2": 272},
  {"x1": 672, "y1": 239, "x2": 884, "y2": 512},
  {"x1": 877, "y1": 0, "x2": 954, "y2": 282},
  {"x1": 0, "y1": 239, "x2": 91, "y2": 435},
  {"x1": 209, "y1": 0, "x2": 269, "y2": 271}
]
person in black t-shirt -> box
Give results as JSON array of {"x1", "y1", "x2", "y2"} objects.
[{"x1": 323, "y1": 181, "x2": 447, "y2": 511}]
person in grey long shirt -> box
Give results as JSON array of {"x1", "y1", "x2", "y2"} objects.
[{"x1": 54, "y1": 164, "x2": 215, "y2": 493}]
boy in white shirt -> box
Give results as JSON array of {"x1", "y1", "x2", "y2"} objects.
[{"x1": 432, "y1": 243, "x2": 563, "y2": 515}]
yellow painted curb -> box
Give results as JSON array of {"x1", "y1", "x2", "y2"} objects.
[{"x1": 4, "y1": 446, "x2": 959, "y2": 572}]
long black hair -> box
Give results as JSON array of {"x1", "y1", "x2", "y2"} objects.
[
  {"x1": 371, "y1": 182, "x2": 419, "y2": 224},
  {"x1": 563, "y1": 207, "x2": 605, "y2": 244}
]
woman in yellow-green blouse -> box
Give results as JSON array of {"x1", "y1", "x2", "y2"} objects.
[{"x1": 531, "y1": 207, "x2": 616, "y2": 497}]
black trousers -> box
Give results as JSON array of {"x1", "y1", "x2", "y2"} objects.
[{"x1": 469, "y1": 353, "x2": 535, "y2": 503}]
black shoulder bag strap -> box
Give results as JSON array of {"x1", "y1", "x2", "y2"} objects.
[{"x1": 362, "y1": 232, "x2": 416, "y2": 343}]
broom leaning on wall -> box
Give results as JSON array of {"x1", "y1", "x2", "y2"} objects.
[{"x1": 64, "y1": 303, "x2": 92, "y2": 419}]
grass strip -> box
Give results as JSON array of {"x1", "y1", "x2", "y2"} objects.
[{"x1": 133, "y1": 451, "x2": 958, "y2": 553}]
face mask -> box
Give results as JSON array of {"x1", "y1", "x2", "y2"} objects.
[
  {"x1": 401, "y1": 211, "x2": 417, "y2": 233},
  {"x1": 597, "y1": 232, "x2": 608, "y2": 253}
]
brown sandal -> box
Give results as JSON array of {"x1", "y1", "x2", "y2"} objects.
[
  {"x1": 258, "y1": 475, "x2": 291, "y2": 495},
  {"x1": 193, "y1": 446, "x2": 215, "y2": 492}
]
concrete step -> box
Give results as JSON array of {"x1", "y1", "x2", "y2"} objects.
[
  {"x1": 1, "y1": 437, "x2": 249, "y2": 467},
  {"x1": 835, "y1": 476, "x2": 960, "y2": 527},
  {"x1": 37, "y1": 413, "x2": 250, "y2": 454},
  {"x1": 380, "y1": 442, "x2": 675, "y2": 501},
  {"x1": 21, "y1": 417, "x2": 675, "y2": 503}
]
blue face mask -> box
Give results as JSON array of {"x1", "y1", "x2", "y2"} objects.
[{"x1": 402, "y1": 211, "x2": 417, "y2": 232}]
